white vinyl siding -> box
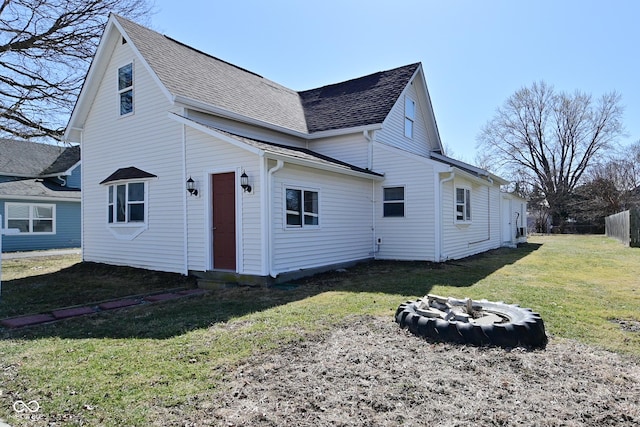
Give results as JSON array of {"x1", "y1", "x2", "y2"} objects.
[
  {"x1": 372, "y1": 143, "x2": 438, "y2": 261},
  {"x1": 441, "y1": 177, "x2": 502, "y2": 260},
  {"x1": 378, "y1": 76, "x2": 431, "y2": 156},
  {"x1": 272, "y1": 164, "x2": 373, "y2": 274},
  {"x1": 184, "y1": 127, "x2": 262, "y2": 275},
  {"x1": 311, "y1": 133, "x2": 370, "y2": 170},
  {"x1": 81, "y1": 38, "x2": 185, "y2": 273}
]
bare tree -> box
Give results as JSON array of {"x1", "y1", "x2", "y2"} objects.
[
  {"x1": 0, "y1": 0, "x2": 151, "y2": 140},
  {"x1": 590, "y1": 140, "x2": 640, "y2": 206},
  {"x1": 477, "y1": 81, "x2": 625, "y2": 230}
]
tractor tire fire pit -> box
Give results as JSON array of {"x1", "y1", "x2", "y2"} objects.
[{"x1": 395, "y1": 294, "x2": 547, "y2": 349}]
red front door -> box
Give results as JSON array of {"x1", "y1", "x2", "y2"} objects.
[{"x1": 212, "y1": 172, "x2": 236, "y2": 270}]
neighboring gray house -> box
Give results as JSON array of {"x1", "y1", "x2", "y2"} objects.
[
  {"x1": 64, "y1": 15, "x2": 525, "y2": 282},
  {"x1": 0, "y1": 139, "x2": 81, "y2": 251}
]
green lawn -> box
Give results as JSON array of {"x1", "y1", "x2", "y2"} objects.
[{"x1": 0, "y1": 235, "x2": 638, "y2": 425}]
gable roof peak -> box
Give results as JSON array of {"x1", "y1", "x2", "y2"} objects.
[{"x1": 71, "y1": 15, "x2": 426, "y2": 139}]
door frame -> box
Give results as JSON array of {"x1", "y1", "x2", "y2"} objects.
[{"x1": 205, "y1": 168, "x2": 242, "y2": 272}]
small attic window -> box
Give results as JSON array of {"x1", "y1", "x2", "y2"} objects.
[
  {"x1": 122, "y1": 37, "x2": 127, "y2": 44},
  {"x1": 118, "y1": 63, "x2": 133, "y2": 116}
]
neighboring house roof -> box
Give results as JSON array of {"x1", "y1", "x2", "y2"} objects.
[
  {"x1": 41, "y1": 145, "x2": 81, "y2": 175},
  {"x1": 0, "y1": 138, "x2": 80, "y2": 177},
  {"x1": 0, "y1": 179, "x2": 80, "y2": 200},
  {"x1": 112, "y1": 15, "x2": 419, "y2": 136}
]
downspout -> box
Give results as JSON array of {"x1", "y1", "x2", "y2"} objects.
[
  {"x1": 437, "y1": 171, "x2": 455, "y2": 261},
  {"x1": 364, "y1": 129, "x2": 374, "y2": 171},
  {"x1": 181, "y1": 117, "x2": 189, "y2": 275},
  {"x1": 267, "y1": 159, "x2": 284, "y2": 278},
  {"x1": 364, "y1": 130, "x2": 377, "y2": 256},
  {"x1": 79, "y1": 130, "x2": 85, "y2": 261}
]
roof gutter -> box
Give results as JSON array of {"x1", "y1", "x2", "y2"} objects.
[
  {"x1": 430, "y1": 152, "x2": 507, "y2": 185},
  {"x1": 263, "y1": 152, "x2": 384, "y2": 181}
]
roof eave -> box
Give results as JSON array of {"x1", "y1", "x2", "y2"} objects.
[
  {"x1": 431, "y1": 152, "x2": 509, "y2": 185},
  {"x1": 64, "y1": 16, "x2": 122, "y2": 142},
  {"x1": 175, "y1": 95, "x2": 383, "y2": 140},
  {"x1": 306, "y1": 123, "x2": 383, "y2": 140},
  {"x1": 174, "y1": 95, "x2": 310, "y2": 138}
]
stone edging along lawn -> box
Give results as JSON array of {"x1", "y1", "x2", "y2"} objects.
[{"x1": 0, "y1": 288, "x2": 207, "y2": 329}]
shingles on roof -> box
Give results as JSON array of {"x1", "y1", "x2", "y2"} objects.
[
  {"x1": 115, "y1": 15, "x2": 309, "y2": 133},
  {"x1": 113, "y1": 15, "x2": 420, "y2": 136},
  {"x1": 99, "y1": 166, "x2": 157, "y2": 184},
  {"x1": 0, "y1": 139, "x2": 80, "y2": 177},
  {"x1": 41, "y1": 145, "x2": 81, "y2": 175},
  {"x1": 0, "y1": 179, "x2": 81, "y2": 199},
  {"x1": 299, "y1": 63, "x2": 420, "y2": 133}
]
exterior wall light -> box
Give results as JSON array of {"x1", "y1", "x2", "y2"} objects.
[
  {"x1": 240, "y1": 171, "x2": 252, "y2": 193},
  {"x1": 186, "y1": 176, "x2": 198, "y2": 196}
]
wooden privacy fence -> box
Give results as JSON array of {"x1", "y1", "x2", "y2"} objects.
[{"x1": 605, "y1": 209, "x2": 640, "y2": 247}]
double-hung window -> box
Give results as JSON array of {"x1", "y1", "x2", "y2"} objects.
[
  {"x1": 118, "y1": 63, "x2": 133, "y2": 116},
  {"x1": 455, "y1": 187, "x2": 472, "y2": 222},
  {"x1": 383, "y1": 187, "x2": 405, "y2": 217},
  {"x1": 5, "y1": 203, "x2": 55, "y2": 234},
  {"x1": 286, "y1": 187, "x2": 319, "y2": 227},
  {"x1": 404, "y1": 97, "x2": 415, "y2": 138},
  {"x1": 108, "y1": 182, "x2": 146, "y2": 224}
]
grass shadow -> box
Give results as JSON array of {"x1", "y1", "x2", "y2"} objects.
[{"x1": 0, "y1": 243, "x2": 541, "y2": 340}]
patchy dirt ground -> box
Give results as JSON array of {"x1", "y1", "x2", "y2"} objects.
[{"x1": 156, "y1": 315, "x2": 640, "y2": 426}]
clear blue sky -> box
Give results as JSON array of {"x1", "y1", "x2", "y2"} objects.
[{"x1": 151, "y1": 0, "x2": 638, "y2": 163}]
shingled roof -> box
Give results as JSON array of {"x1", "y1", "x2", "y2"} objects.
[
  {"x1": 299, "y1": 63, "x2": 420, "y2": 133},
  {"x1": 0, "y1": 139, "x2": 80, "y2": 177},
  {"x1": 114, "y1": 15, "x2": 419, "y2": 136},
  {"x1": 116, "y1": 16, "x2": 308, "y2": 133}
]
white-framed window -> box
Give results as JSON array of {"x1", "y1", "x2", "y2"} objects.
[
  {"x1": 107, "y1": 182, "x2": 146, "y2": 224},
  {"x1": 404, "y1": 97, "x2": 415, "y2": 138},
  {"x1": 5, "y1": 203, "x2": 55, "y2": 234},
  {"x1": 455, "y1": 187, "x2": 472, "y2": 222},
  {"x1": 118, "y1": 62, "x2": 133, "y2": 116},
  {"x1": 383, "y1": 186, "x2": 405, "y2": 217},
  {"x1": 285, "y1": 187, "x2": 319, "y2": 228}
]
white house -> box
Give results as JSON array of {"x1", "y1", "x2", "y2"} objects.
[{"x1": 64, "y1": 14, "x2": 526, "y2": 283}]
